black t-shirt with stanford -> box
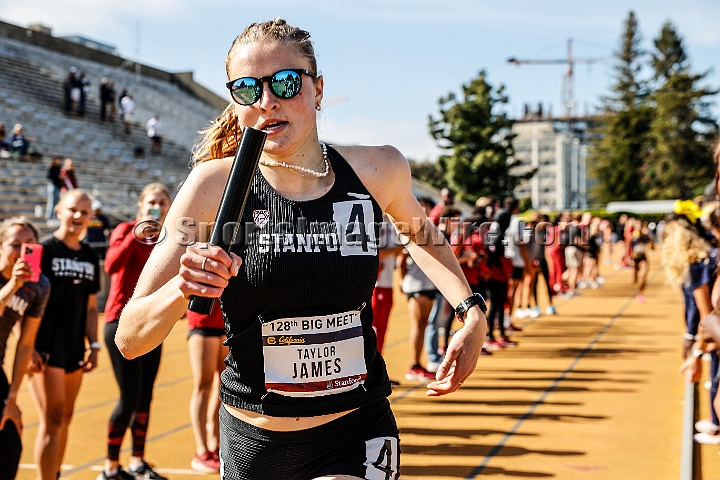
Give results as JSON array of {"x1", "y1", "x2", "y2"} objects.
[
  {"x1": 35, "y1": 236, "x2": 100, "y2": 372},
  {"x1": 0, "y1": 274, "x2": 50, "y2": 366}
]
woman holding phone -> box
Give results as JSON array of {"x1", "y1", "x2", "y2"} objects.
[
  {"x1": 31, "y1": 189, "x2": 100, "y2": 480},
  {"x1": 0, "y1": 217, "x2": 50, "y2": 480},
  {"x1": 116, "y1": 19, "x2": 486, "y2": 479},
  {"x1": 98, "y1": 183, "x2": 172, "y2": 480}
]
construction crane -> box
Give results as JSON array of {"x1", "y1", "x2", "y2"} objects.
[{"x1": 508, "y1": 39, "x2": 609, "y2": 117}]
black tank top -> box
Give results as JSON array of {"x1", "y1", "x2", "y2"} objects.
[{"x1": 220, "y1": 146, "x2": 392, "y2": 417}]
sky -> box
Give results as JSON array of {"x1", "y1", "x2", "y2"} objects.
[{"x1": 1, "y1": 0, "x2": 719, "y2": 161}]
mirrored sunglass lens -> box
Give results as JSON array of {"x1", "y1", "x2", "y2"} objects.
[
  {"x1": 271, "y1": 71, "x2": 302, "y2": 98},
  {"x1": 231, "y1": 78, "x2": 260, "y2": 104}
]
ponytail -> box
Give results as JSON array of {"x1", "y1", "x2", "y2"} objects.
[{"x1": 191, "y1": 103, "x2": 241, "y2": 166}]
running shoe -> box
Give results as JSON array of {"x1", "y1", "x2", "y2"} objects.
[
  {"x1": 191, "y1": 451, "x2": 220, "y2": 474},
  {"x1": 577, "y1": 281, "x2": 587, "y2": 289},
  {"x1": 545, "y1": 306, "x2": 557, "y2": 315},
  {"x1": 514, "y1": 308, "x2": 529, "y2": 319},
  {"x1": 528, "y1": 307, "x2": 541, "y2": 318},
  {"x1": 404, "y1": 364, "x2": 436, "y2": 381},
  {"x1": 497, "y1": 336, "x2": 518, "y2": 348},
  {"x1": 480, "y1": 346, "x2": 493, "y2": 356},
  {"x1": 97, "y1": 467, "x2": 135, "y2": 480},
  {"x1": 696, "y1": 419, "x2": 720, "y2": 435},
  {"x1": 484, "y1": 339, "x2": 501, "y2": 351},
  {"x1": 426, "y1": 361, "x2": 441, "y2": 373},
  {"x1": 128, "y1": 462, "x2": 167, "y2": 480},
  {"x1": 694, "y1": 432, "x2": 720, "y2": 445},
  {"x1": 596, "y1": 275, "x2": 605, "y2": 285},
  {"x1": 636, "y1": 294, "x2": 645, "y2": 303},
  {"x1": 506, "y1": 323, "x2": 523, "y2": 333}
]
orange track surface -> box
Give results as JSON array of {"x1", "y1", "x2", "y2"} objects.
[{"x1": 7, "y1": 249, "x2": 718, "y2": 479}]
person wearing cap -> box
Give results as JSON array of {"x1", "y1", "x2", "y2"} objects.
[{"x1": 85, "y1": 201, "x2": 112, "y2": 260}]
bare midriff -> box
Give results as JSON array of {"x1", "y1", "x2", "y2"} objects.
[{"x1": 223, "y1": 404, "x2": 357, "y2": 432}]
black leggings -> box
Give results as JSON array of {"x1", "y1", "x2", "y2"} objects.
[
  {"x1": 0, "y1": 372, "x2": 22, "y2": 480},
  {"x1": 486, "y1": 279, "x2": 507, "y2": 339},
  {"x1": 105, "y1": 320, "x2": 162, "y2": 460},
  {"x1": 533, "y1": 259, "x2": 553, "y2": 305}
]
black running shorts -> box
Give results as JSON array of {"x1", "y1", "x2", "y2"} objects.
[{"x1": 219, "y1": 398, "x2": 400, "y2": 479}]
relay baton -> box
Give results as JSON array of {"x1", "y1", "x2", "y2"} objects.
[{"x1": 188, "y1": 127, "x2": 267, "y2": 315}]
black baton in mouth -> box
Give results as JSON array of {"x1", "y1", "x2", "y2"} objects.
[{"x1": 188, "y1": 127, "x2": 267, "y2": 315}]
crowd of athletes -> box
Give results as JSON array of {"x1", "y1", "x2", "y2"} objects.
[{"x1": 372, "y1": 188, "x2": 658, "y2": 381}]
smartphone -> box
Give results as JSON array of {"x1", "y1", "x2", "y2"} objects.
[
  {"x1": 148, "y1": 207, "x2": 161, "y2": 221},
  {"x1": 21, "y1": 243, "x2": 43, "y2": 282}
]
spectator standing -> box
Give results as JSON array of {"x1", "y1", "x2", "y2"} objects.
[
  {"x1": 0, "y1": 218, "x2": 50, "y2": 480},
  {"x1": 501, "y1": 197, "x2": 532, "y2": 321},
  {"x1": 100, "y1": 78, "x2": 110, "y2": 121},
  {"x1": 120, "y1": 94, "x2": 135, "y2": 135},
  {"x1": 78, "y1": 73, "x2": 90, "y2": 117},
  {"x1": 429, "y1": 187, "x2": 455, "y2": 226},
  {"x1": 107, "y1": 82, "x2": 117, "y2": 121},
  {"x1": 98, "y1": 183, "x2": 172, "y2": 480},
  {"x1": 45, "y1": 157, "x2": 64, "y2": 221},
  {"x1": 400, "y1": 198, "x2": 440, "y2": 381},
  {"x1": 532, "y1": 214, "x2": 557, "y2": 315},
  {"x1": 187, "y1": 303, "x2": 226, "y2": 474},
  {"x1": 145, "y1": 115, "x2": 162, "y2": 155},
  {"x1": 62, "y1": 67, "x2": 78, "y2": 114},
  {"x1": 30, "y1": 190, "x2": 100, "y2": 480},
  {"x1": 85, "y1": 201, "x2": 112, "y2": 260},
  {"x1": 61, "y1": 158, "x2": 78, "y2": 191},
  {"x1": 372, "y1": 214, "x2": 403, "y2": 356}
]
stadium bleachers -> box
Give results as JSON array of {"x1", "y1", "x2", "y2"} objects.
[{"x1": 0, "y1": 34, "x2": 224, "y2": 231}]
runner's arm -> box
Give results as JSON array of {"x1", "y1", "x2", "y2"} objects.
[{"x1": 116, "y1": 161, "x2": 240, "y2": 359}]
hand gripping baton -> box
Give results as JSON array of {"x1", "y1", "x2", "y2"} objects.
[{"x1": 188, "y1": 127, "x2": 267, "y2": 315}]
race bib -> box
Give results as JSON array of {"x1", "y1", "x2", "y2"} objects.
[{"x1": 261, "y1": 308, "x2": 367, "y2": 397}]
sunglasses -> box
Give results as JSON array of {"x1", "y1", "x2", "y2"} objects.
[{"x1": 226, "y1": 69, "x2": 316, "y2": 106}]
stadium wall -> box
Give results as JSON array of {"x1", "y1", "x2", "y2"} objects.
[{"x1": 0, "y1": 18, "x2": 228, "y2": 111}]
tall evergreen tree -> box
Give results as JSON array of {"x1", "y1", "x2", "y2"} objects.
[
  {"x1": 643, "y1": 22, "x2": 718, "y2": 199},
  {"x1": 590, "y1": 11, "x2": 652, "y2": 204},
  {"x1": 428, "y1": 70, "x2": 531, "y2": 202}
]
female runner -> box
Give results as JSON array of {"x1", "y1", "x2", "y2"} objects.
[
  {"x1": 99, "y1": 183, "x2": 172, "y2": 480},
  {"x1": 117, "y1": 19, "x2": 486, "y2": 479},
  {"x1": 0, "y1": 217, "x2": 50, "y2": 480},
  {"x1": 31, "y1": 189, "x2": 100, "y2": 480}
]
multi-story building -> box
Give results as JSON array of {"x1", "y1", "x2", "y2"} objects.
[{"x1": 512, "y1": 116, "x2": 598, "y2": 211}]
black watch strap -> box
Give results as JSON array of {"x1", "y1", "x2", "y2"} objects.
[{"x1": 455, "y1": 293, "x2": 487, "y2": 321}]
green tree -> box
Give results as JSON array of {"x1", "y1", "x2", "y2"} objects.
[
  {"x1": 591, "y1": 11, "x2": 652, "y2": 204},
  {"x1": 643, "y1": 22, "x2": 718, "y2": 199},
  {"x1": 428, "y1": 70, "x2": 531, "y2": 203}
]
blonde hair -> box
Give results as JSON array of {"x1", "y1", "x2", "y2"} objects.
[
  {"x1": 191, "y1": 18, "x2": 318, "y2": 166},
  {"x1": 137, "y1": 182, "x2": 172, "y2": 218},
  {"x1": 661, "y1": 218, "x2": 711, "y2": 288},
  {"x1": 57, "y1": 188, "x2": 93, "y2": 209},
  {"x1": 0, "y1": 216, "x2": 39, "y2": 243}
]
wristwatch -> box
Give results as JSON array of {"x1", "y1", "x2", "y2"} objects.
[{"x1": 455, "y1": 293, "x2": 488, "y2": 322}]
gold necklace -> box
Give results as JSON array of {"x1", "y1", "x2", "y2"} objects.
[{"x1": 259, "y1": 142, "x2": 330, "y2": 178}]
